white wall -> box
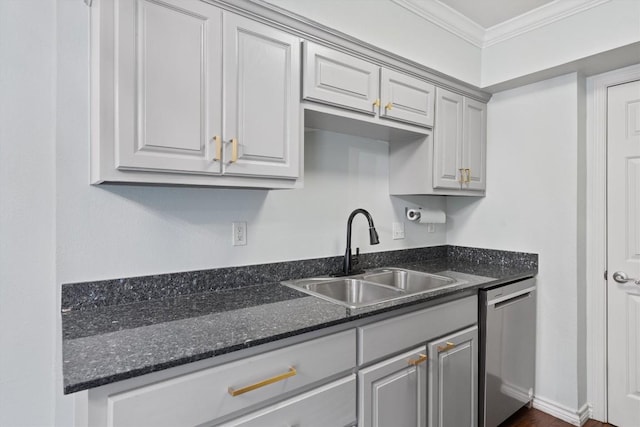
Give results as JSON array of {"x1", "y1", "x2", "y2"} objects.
[
  {"x1": 0, "y1": 0, "x2": 57, "y2": 425},
  {"x1": 446, "y1": 73, "x2": 584, "y2": 411},
  {"x1": 263, "y1": 0, "x2": 482, "y2": 86},
  {"x1": 481, "y1": 0, "x2": 640, "y2": 87}
]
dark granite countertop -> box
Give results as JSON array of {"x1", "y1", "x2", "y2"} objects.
[{"x1": 61, "y1": 246, "x2": 537, "y2": 394}]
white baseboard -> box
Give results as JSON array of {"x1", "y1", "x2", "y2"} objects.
[{"x1": 532, "y1": 396, "x2": 592, "y2": 426}]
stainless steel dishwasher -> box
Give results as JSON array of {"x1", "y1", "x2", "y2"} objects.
[{"x1": 479, "y1": 277, "x2": 537, "y2": 427}]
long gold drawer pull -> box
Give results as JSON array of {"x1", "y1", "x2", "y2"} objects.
[
  {"x1": 228, "y1": 367, "x2": 297, "y2": 397},
  {"x1": 408, "y1": 354, "x2": 427, "y2": 366},
  {"x1": 213, "y1": 136, "x2": 221, "y2": 161},
  {"x1": 465, "y1": 168, "x2": 471, "y2": 183},
  {"x1": 437, "y1": 342, "x2": 456, "y2": 352},
  {"x1": 229, "y1": 138, "x2": 238, "y2": 164}
]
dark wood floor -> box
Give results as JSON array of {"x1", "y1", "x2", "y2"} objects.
[{"x1": 499, "y1": 406, "x2": 616, "y2": 427}]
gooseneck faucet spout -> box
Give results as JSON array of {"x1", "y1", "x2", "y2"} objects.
[{"x1": 343, "y1": 208, "x2": 380, "y2": 276}]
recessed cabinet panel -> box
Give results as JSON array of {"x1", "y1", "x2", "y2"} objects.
[
  {"x1": 116, "y1": 0, "x2": 222, "y2": 174},
  {"x1": 223, "y1": 14, "x2": 300, "y2": 178},
  {"x1": 219, "y1": 376, "x2": 356, "y2": 427},
  {"x1": 463, "y1": 98, "x2": 487, "y2": 191},
  {"x1": 303, "y1": 41, "x2": 379, "y2": 115},
  {"x1": 359, "y1": 347, "x2": 427, "y2": 427},
  {"x1": 428, "y1": 326, "x2": 478, "y2": 427},
  {"x1": 381, "y1": 68, "x2": 435, "y2": 127},
  {"x1": 433, "y1": 88, "x2": 463, "y2": 189}
]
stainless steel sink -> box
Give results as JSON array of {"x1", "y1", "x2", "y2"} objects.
[
  {"x1": 282, "y1": 268, "x2": 462, "y2": 308},
  {"x1": 290, "y1": 278, "x2": 404, "y2": 308},
  {"x1": 362, "y1": 268, "x2": 456, "y2": 293}
]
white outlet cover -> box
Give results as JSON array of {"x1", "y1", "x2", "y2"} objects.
[
  {"x1": 392, "y1": 222, "x2": 405, "y2": 240},
  {"x1": 232, "y1": 222, "x2": 247, "y2": 246}
]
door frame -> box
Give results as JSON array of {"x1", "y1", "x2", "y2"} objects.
[{"x1": 586, "y1": 63, "x2": 640, "y2": 422}]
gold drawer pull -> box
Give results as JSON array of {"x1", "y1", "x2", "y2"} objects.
[
  {"x1": 464, "y1": 168, "x2": 471, "y2": 183},
  {"x1": 437, "y1": 342, "x2": 456, "y2": 352},
  {"x1": 228, "y1": 367, "x2": 297, "y2": 397},
  {"x1": 408, "y1": 354, "x2": 427, "y2": 366},
  {"x1": 385, "y1": 102, "x2": 393, "y2": 110},
  {"x1": 229, "y1": 138, "x2": 238, "y2": 164},
  {"x1": 373, "y1": 98, "x2": 381, "y2": 108},
  {"x1": 212, "y1": 136, "x2": 221, "y2": 161}
]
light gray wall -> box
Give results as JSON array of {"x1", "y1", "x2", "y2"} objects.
[
  {"x1": 446, "y1": 73, "x2": 584, "y2": 410},
  {"x1": 0, "y1": 0, "x2": 57, "y2": 425}
]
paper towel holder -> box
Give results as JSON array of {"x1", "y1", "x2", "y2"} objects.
[{"x1": 406, "y1": 207, "x2": 422, "y2": 221}]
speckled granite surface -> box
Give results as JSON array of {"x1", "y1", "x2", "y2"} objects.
[{"x1": 61, "y1": 246, "x2": 537, "y2": 394}]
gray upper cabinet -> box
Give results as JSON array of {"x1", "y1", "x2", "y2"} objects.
[
  {"x1": 222, "y1": 12, "x2": 300, "y2": 179},
  {"x1": 433, "y1": 87, "x2": 486, "y2": 192},
  {"x1": 380, "y1": 68, "x2": 435, "y2": 127},
  {"x1": 91, "y1": 0, "x2": 301, "y2": 187},
  {"x1": 428, "y1": 326, "x2": 478, "y2": 427},
  {"x1": 303, "y1": 41, "x2": 434, "y2": 128},
  {"x1": 303, "y1": 41, "x2": 380, "y2": 115}
]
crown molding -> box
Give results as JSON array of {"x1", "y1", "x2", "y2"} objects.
[
  {"x1": 391, "y1": 0, "x2": 611, "y2": 49},
  {"x1": 484, "y1": 0, "x2": 611, "y2": 47},
  {"x1": 391, "y1": 0, "x2": 485, "y2": 48}
]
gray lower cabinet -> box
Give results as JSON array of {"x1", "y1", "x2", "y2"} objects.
[
  {"x1": 358, "y1": 346, "x2": 427, "y2": 427},
  {"x1": 218, "y1": 375, "x2": 356, "y2": 427},
  {"x1": 427, "y1": 326, "x2": 478, "y2": 427}
]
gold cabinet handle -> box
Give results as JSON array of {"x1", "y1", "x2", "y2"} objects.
[
  {"x1": 408, "y1": 353, "x2": 427, "y2": 366},
  {"x1": 437, "y1": 342, "x2": 456, "y2": 352},
  {"x1": 212, "y1": 136, "x2": 221, "y2": 161},
  {"x1": 373, "y1": 99, "x2": 381, "y2": 108},
  {"x1": 385, "y1": 102, "x2": 393, "y2": 110},
  {"x1": 228, "y1": 367, "x2": 297, "y2": 397},
  {"x1": 465, "y1": 168, "x2": 471, "y2": 183},
  {"x1": 229, "y1": 138, "x2": 238, "y2": 164}
]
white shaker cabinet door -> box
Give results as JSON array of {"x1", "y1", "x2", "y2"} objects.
[
  {"x1": 380, "y1": 68, "x2": 435, "y2": 128},
  {"x1": 302, "y1": 41, "x2": 380, "y2": 115},
  {"x1": 428, "y1": 326, "x2": 478, "y2": 427},
  {"x1": 462, "y1": 98, "x2": 487, "y2": 191},
  {"x1": 222, "y1": 13, "x2": 301, "y2": 178},
  {"x1": 115, "y1": 0, "x2": 223, "y2": 174}
]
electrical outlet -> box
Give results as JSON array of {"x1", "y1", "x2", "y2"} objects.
[
  {"x1": 232, "y1": 222, "x2": 247, "y2": 246},
  {"x1": 392, "y1": 222, "x2": 405, "y2": 240}
]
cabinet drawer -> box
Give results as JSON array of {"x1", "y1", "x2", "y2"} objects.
[
  {"x1": 106, "y1": 329, "x2": 356, "y2": 427},
  {"x1": 358, "y1": 296, "x2": 477, "y2": 365},
  {"x1": 218, "y1": 375, "x2": 356, "y2": 427},
  {"x1": 303, "y1": 41, "x2": 379, "y2": 115}
]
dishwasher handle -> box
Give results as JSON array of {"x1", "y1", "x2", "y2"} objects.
[{"x1": 487, "y1": 285, "x2": 536, "y2": 307}]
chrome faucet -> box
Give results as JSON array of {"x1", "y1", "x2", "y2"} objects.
[{"x1": 342, "y1": 208, "x2": 380, "y2": 276}]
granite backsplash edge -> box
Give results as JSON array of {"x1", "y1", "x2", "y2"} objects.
[{"x1": 61, "y1": 245, "x2": 537, "y2": 312}]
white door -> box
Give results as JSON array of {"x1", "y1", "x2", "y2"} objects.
[
  {"x1": 607, "y1": 79, "x2": 640, "y2": 427},
  {"x1": 222, "y1": 13, "x2": 300, "y2": 178}
]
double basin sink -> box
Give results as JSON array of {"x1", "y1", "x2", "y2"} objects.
[{"x1": 283, "y1": 267, "x2": 463, "y2": 309}]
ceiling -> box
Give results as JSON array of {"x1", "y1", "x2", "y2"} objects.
[
  {"x1": 390, "y1": 0, "x2": 608, "y2": 48},
  {"x1": 438, "y1": 0, "x2": 554, "y2": 28}
]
